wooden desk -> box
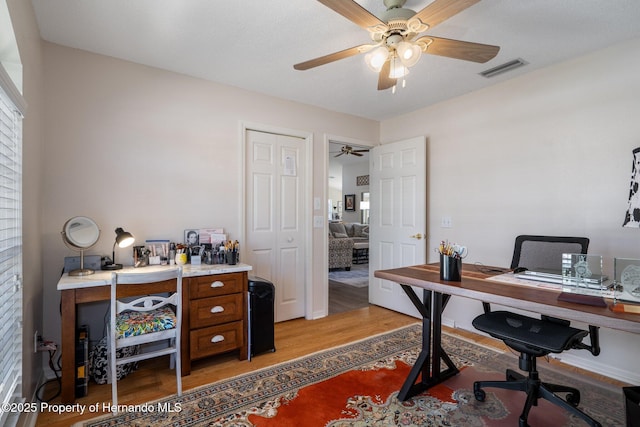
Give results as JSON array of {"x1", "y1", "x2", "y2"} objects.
[
  {"x1": 374, "y1": 263, "x2": 640, "y2": 401},
  {"x1": 57, "y1": 264, "x2": 252, "y2": 404}
]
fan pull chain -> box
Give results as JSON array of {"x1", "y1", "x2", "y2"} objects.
[{"x1": 391, "y1": 78, "x2": 407, "y2": 94}]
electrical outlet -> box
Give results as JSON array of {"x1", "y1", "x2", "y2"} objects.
[{"x1": 441, "y1": 216, "x2": 453, "y2": 228}]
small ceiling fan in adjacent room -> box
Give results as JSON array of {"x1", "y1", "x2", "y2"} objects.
[
  {"x1": 332, "y1": 145, "x2": 370, "y2": 157},
  {"x1": 294, "y1": 0, "x2": 500, "y2": 92}
]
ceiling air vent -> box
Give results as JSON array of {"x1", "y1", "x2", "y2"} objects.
[{"x1": 479, "y1": 58, "x2": 528, "y2": 78}]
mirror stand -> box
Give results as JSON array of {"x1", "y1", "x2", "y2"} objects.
[{"x1": 69, "y1": 248, "x2": 95, "y2": 276}]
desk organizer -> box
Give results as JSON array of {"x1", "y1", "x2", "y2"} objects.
[{"x1": 439, "y1": 254, "x2": 461, "y2": 281}]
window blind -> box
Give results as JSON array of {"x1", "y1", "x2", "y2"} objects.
[{"x1": 0, "y1": 81, "x2": 23, "y2": 426}]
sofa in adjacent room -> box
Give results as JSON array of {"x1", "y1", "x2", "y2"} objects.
[
  {"x1": 329, "y1": 222, "x2": 369, "y2": 243},
  {"x1": 328, "y1": 222, "x2": 369, "y2": 267},
  {"x1": 328, "y1": 235, "x2": 354, "y2": 270}
]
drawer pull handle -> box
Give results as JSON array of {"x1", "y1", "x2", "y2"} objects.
[
  {"x1": 211, "y1": 281, "x2": 224, "y2": 288},
  {"x1": 211, "y1": 335, "x2": 225, "y2": 343},
  {"x1": 210, "y1": 306, "x2": 225, "y2": 314}
]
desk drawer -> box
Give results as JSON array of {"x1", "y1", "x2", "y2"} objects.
[
  {"x1": 190, "y1": 321, "x2": 243, "y2": 360},
  {"x1": 189, "y1": 273, "x2": 243, "y2": 298},
  {"x1": 190, "y1": 293, "x2": 243, "y2": 328}
]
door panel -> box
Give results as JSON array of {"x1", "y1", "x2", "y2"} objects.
[
  {"x1": 369, "y1": 137, "x2": 427, "y2": 317},
  {"x1": 253, "y1": 174, "x2": 273, "y2": 231}
]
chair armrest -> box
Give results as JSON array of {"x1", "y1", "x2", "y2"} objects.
[{"x1": 572, "y1": 325, "x2": 601, "y2": 356}]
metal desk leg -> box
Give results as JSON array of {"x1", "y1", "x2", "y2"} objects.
[{"x1": 398, "y1": 285, "x2": 459, "y2": 401}]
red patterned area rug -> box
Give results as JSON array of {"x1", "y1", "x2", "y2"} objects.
[{"x1": 79, "y1": 324, "x2": 625, "y2": 427}]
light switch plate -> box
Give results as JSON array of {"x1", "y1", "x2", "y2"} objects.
[
  {"x1": 313, "y1": 216, "x2": 324, "y2": 228},
  {"x1": 314, "y1": 197, "x2": 321, "y2": 210}
]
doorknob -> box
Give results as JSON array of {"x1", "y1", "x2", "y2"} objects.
[{"x1": 410, "y1": 233, "x2": 424, "y2": 240}]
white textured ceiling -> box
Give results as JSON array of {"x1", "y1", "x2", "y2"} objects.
[{"x1": 31, "y1": 0, "x2": 640, "y2": 120}]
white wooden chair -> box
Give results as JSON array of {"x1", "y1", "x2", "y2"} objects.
[{"x1": 108, "y1": 267, "x2": 182, "y2": 408}]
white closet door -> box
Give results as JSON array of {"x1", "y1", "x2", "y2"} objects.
[{"x1": 246, "y1": 130, "x2": 306, "y2": 322}]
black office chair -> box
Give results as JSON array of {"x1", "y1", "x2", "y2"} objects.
[{"x1": 473, "y1": 235, "x2": 602, "y2": 427}]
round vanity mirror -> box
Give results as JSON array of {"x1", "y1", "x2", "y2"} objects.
[{"x1": 61, "y1": 216, "x2": 100, "y2": 276}]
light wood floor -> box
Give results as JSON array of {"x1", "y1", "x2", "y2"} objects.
[{"x1": 35, "y1": 305, "x2": 625, "y2": 427}]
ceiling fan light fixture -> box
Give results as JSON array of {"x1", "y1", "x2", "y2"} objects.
[
  {"x1": 396, "y1": 41, "x2": 421, "y2": 67},
  {"x1": 295, "y1": 0, "x2": 502, "y2": 92},
  {"x1": 365, "y1": 46, "x2": 389, "y2": 72}
]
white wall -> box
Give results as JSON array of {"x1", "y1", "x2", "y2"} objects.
[
  {"x1": 380, "y1": 37, "x2": 640, "y2": 383},
  {"x1": 41, "y1": 42, "x2": 379, "y2": 348},
  {"x1": 341, "y1": 162, "x2": 369, "y2": 224}
]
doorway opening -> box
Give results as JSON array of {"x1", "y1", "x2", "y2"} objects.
[{"x1": 327, "y1": 141, "x2": 371, "y2": 315}]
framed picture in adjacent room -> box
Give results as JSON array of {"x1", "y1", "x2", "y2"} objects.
[{"x1": 345, "y1": 194, "x2": 356, "y2": 211}]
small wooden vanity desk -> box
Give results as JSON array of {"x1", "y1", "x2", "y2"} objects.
[{"x1": 57, "y1": 263, "x2": 252, "y2": 403}]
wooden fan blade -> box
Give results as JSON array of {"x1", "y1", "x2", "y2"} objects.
[
  {"x1": 334, "y1": 152, "x2": 345, "y2": 157},
  {"x1": 352, "y1": 152, "x2": 364, "y2": 156},
  {"x1": 317, "y1": 0, "x2": 385, "y2": 30},
  {"x1": 413, "y1": 0, "x2": 480, "y2": 30},
  {"x1": 353, "y1": 149, "x2": 369, "y2": 153},
  {"x1": 417, "y1": 36, "x2": 499, "y2": 63},
  {"x1": 377, "y1": 61, "x2": 396, "y2": 90},
  {"x1": 294, "y1": 44, "x2": 372, "y2": 70}
]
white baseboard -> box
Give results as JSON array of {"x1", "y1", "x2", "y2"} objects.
[
  {"x1": 551, "y1": 352, "x2": 640, "y2": 385},
  {"x1": 452, "y1": 321, "x2": 639, "y2": 386},
  {"x1": 442, "y1": 316, "x2": 456, "y2": 329},
  {"x1": 310, "y1": 309, "x2": 327, "y2": 320},
  {"x1": 21, "y1": 371, "x2": 47, "y2": 427}
]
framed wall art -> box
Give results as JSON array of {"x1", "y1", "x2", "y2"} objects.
[{"x1": 344, "y1": 194, "x2": 356, "y2": 211}]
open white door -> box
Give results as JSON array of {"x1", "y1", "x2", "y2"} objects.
[{"x1": 369, "y1": 137, "x2": 427, "y2": 317}]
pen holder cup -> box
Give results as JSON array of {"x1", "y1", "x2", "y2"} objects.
[
  {"x1": 226, "y1": 250, "x2": 238, "y2": 265},
  {"x1": 440, "y1": 254, "x2": 462, "y2": 281},
  {"x1": 175, "y1": 253, "x2": 187, "y2": 266}
]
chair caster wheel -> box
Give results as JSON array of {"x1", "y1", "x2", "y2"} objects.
[
  {"x1": 518, "y1": 418, "x2": 530, "y2": 427},
  {"x1": 566, "y1": 392, "x2": 580, "y2": 407},
  {"x1": 474, "y1": 388, "x2": 486, "y2": 402}
]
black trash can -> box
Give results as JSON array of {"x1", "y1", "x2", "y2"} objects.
[
  {"x1": 624, "y1": 386, "x2": 640, "y2": 427},
  {"x1": 248, "y1": 276, "x2": 276, "y2": 359}
]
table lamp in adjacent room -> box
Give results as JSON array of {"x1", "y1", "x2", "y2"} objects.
[
  {"x1": 360, "y1": 200, "x2": 370, "y2": 225},
  {"x1": 103, "y1": 227, "x2": 135, "y2": 270}
]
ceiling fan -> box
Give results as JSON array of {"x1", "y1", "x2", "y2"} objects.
[
  {"x1": 294, "y1": 0, "x2": 500, "y2": 91},
  {"x1": 333, "y1": 145, "x2": 370, "y2": 157}
]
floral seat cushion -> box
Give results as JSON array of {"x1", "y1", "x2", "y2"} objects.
[{"x1": 116, "y1": 305, "x2": 177, "y2": 339}]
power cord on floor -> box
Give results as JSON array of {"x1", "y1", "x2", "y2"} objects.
[{"x1": 35, "y1": 343, "x2": 62, "y2": 403}]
